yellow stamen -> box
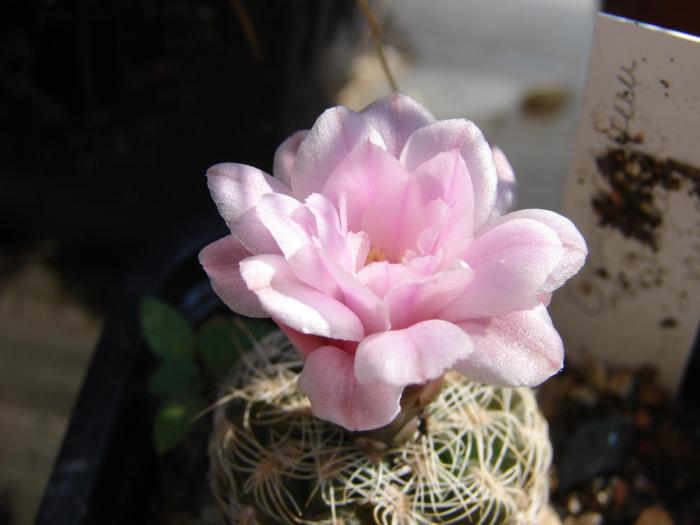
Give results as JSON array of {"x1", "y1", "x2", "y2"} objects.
[{"x1": 365, "y1": 246, "x2": 387, "y2": 265}]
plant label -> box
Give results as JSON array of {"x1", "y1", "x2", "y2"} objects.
[{"x1": 552, "y1": 13, "x2": 700, "y2": 393}]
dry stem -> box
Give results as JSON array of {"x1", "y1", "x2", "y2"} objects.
[{"x1": 356, "y1": 0, "x2": 398, "y2": 92}]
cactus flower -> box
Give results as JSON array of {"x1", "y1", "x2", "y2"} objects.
[{"x1": 200, "y1": 93, "x2": 586, "y2": 431}]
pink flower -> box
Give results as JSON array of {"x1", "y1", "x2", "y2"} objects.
[{"x1": 200, "y1": 94, "x2": 586, "y2": 431}]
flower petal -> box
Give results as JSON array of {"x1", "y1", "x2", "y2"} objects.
[
  {"x1": 361, "y1": 93, "x2": 435, "y2": 157},
  {"x1": 298, "y1": 346, "x2": 403, "y2": 431},
  {"x1": 273, "y1": 130, "x2": 308, "y2": 187},
  {"x1": 278, "y1": 322, "x2": 359, "y2": 357},
  {"x1": 206, "y1": 163, "x2": 290, "y2": 228},
  {"x1": 455, "y1": 304, "x2": 563, "y2": 386},
  {"x1": 198, "y1": 235, "x2": 266, "y2": 317},
  {"x1": 286, "y1": 245, "x2": 343, "y2": 299},
  {"x1": 254, "y1": 193, "x2": 307, "y2": 258},
  {"x1": 491, "y1": 145, "x2": 516, "y2": 218},
  {"x1": 276, "y1": 322, "x2": 326, "y2": 357},
  {"x1": 440, "y1": 218, "x2": 563, "y2": 320},
  {"x1": 304, "y1": 193, "x2": 371, "y2": 272},
  {"x1": 290, "y1": 107, "x2": 385, "y2": 199},
  {"x1": 316, "y1": 251, "x2": 390, "y2": 335},
  {"x1": 384, "y1": 266, "x2": 474, "y2": 329},
  {"x1": 356, "y1": 261, "x2": 420, "y2": 299},
  {"x1": 354, "y1": 320, "x2": 473, "y2": 386},
  {"x1": 481, "y1": 209, "x2": 588, "y2": 293},
  {"x1": 412, "y1": 149, "x2": 475, "y2": 263},
  {"x1": 229, "y1": 207, "x2": 280, "y2": 255},
  {"x1": 400, "y1": 119, "x2": 497, "y2": 229},
  {"x1": 322, "y1": 141, "x2": 410, "y2": 233},
  {"x1": 239, "y1": 254, "x2": 365, "y2": 340},
  {"x1": 361, "y1": 178, "x2": 430, "y2": 262}
]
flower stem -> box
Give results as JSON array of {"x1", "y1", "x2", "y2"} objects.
[
  {"x1": 229, "y1": 0, "x2": 264, "y2": 62},
  {"x1": 356, "y1": 0, "x2": 399, "y2": 93}
]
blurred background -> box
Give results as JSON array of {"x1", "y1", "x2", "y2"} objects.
[{"x1": 3, "y1": 0, "x2": 695, "y2": 523}]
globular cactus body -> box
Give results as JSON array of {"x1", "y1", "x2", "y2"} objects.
[{"x1": 210, "y1": 332, "x2": 551, "y2": 525}]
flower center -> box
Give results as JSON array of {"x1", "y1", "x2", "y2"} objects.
[{"x1": 365, "y1": 246, "x2": 388, "y2": 265}]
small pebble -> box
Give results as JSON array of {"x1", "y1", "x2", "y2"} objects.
[
  {"x1": 634, "y1": 505, "x2": 674, "y2": 525},
  {"x1": 564, "y1": 511, "x2": 603, "y2": 525},
  {"x1": 611, "y1": 477, "x2": 630, "y2": 509},
  {"x1": 590, "y1": 477, "x2": 605, "y2": 493},
  {"x1": 595, "y1": 489, "x2": 610, "y2": 507},
  {"x1": 546, "y1": 362, "x2": 696, "y2": 524},
  {"x1": 634, "y1": 409, "x2": 652, "y2": 430},
  {"x1": 605, "y1": 369, "x2": 634, "y2": 398},
  {"x1": 566, "y1": 493, "x2": 582, "y2": 514},
  {"x1": 626, "y1": 161, "x2": 641, "y2": 176},
  {"x1": 633, "y1": 474, "x2": 656, "y2": 494},
  {"x1": 520, "y1": 83, "x2": 571, "y2": 117},
  {"x1": 638, "y1": 383, "x2": 666, "y2": 406},
  {"x1": 570, "y1": 385, "x2": 598, "y2": 406}
]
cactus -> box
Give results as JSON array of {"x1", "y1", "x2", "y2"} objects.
[{"x1": 209, "y1": 331, "x2": 551, "y2": 525}]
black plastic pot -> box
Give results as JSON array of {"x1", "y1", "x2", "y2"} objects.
[
  {"x1": 32, "y1": 2, "x2": 363, "y2": 521},
  {"x1": 35, "y1": 210, "x2": 228, "y2": 525}
]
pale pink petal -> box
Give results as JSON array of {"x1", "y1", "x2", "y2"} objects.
[
  {"x1": 273, "y1": 130, "x2": 308, "y2": 187},
  {"x1": 384, "y1": 266, "x2": 473, "y2": 329},
  {"x1": 491, "y1": 146, "x2": 516, "y2": 218},
  {"x1": 290, "y1": 107, "x2": 385, "y2": 199},
  {"x1": 322, "y1": 142, "x2": 410, "y2": 232},
  {"x1": 278, "y1": 322, "x2": 359, "y2": 357},
  {"x1": 254, "y1": 193, "x2": 307, "y2": 258},
  {"x1": 316, "y1": 251, "x2": 390, "y2": 335},
  {"x1": 354, "y1": 320, "x2": 473, "y2": 386},
  {"x1": 403, "y1": 252, "x2": 444, "y2": 276},
  {"x1": 304, "y1": 193, "x2": 371, "y2": 272},
  {"x1": 198, "y1": 235, "x2": 266, "y2": 317},
  {"x1": 286, "y1": 232, "x2": 370, "y2": 298},
  {"x1": 440, "y1": 218, "x2": 563, "y2": 320},
  {"x1": 413, "y1": 149, "x2": 473, "y2": 210},
  {"x1": 455, "y1": 304, "x2": 563, "y2": 386},
  {"x1": 255, "y1": 192, "x2": 373, "y2": 301},
  {"x1": 414, "y1": 199, "x2": 450, "y2": 256},
  {"x1": 356, "y1": 261, "x2": 420, "y2": 299},
  {"x1": 361, "y1": 178, "x2": 430, "y2": 262},
  {"x1": 298, "y1": 346, "x2": 403, "y2": 431},
  {"x1": 206, "y1": 163, "x2": 290, "y2": 228},
  {"x1": 286, "y1": 245, "x2": 343, "y2": 299},
  {"x1": 279, "y1": 221, "x2": 386, "y2": 333},
  {"x1": 412, "y1": 149, "x2": 475, "y2": 262},
  {"x1": 239, "y1": 255, "x2": 364, "y2": 340},
  {"x1": 229, "y1": 207, "x2": 280, "y2": 255},
  {"x1": 400, "y1": 119, "x2": 497, "y2": 229},
  {"x1": 361, "y1": 93, "x2": 435, "y2": 157},
  {"x1": 481, "y1": 209, "x2": 587, "y2": 293},
  {"x1": 277, "y1": 322, "x2": 326, "y2": 357}
]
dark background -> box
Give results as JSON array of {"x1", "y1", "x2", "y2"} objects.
[
  {"x1": 0, "y1": 0, "x2": 356, "y2": 313},
  {"x1": 2, "y1": 0, "x2": 699, "y2": 315}
]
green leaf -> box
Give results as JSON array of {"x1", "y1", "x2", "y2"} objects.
[
  {"x1": 153, "y1": 397, "x2": 207, "y2": 455},
  {"x1": 197, "y1": 321, "x2": 240, "y2": 380},
  {"x1": 148, "y1": 360, "x2": 203, "y2": 398},
  {"x1": 140, "y1": 296, "x2": 194, "y2": 361},
  {"x1": 239, "y1": 317, "x2": 276, "y2": 343},
  {"x1": 197, "y1": 318, "x2": 275, "y2": 379}
]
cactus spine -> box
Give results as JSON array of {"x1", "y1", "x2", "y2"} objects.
[{"x1": 210, "y1": 331, "x2": 551, "y2": 525}]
